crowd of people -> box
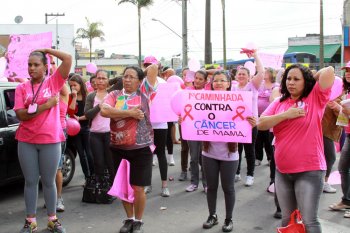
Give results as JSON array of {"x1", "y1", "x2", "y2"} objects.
[{"x1": 10, "y1": 48, "x2": 350, "y2": 233}]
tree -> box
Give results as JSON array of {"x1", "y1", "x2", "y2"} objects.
[
  {"x1": 117, "y1": 0, "x2": 154, "y2": 66},
  {"x1": 76, "y1": 17, "x2": 105, "y2": 62}
]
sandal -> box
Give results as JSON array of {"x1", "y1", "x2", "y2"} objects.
[
  {"x1": 345, "y1": 210, "x2": 350, "y2": 218},
  {"x1": 329, "y1": 202, "x2": 350, "y2": 211}
]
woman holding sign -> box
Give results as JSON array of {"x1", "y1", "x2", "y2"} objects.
[
  {"x1": 231, "y1": 50, "x2": 264, "y2": 186},
  {"x1": 201, "y1": 70, "x2": 256, "y2": 232},
  {"x1": 258, "y1": 64, "x2": 335, "y2": 233},
  {"x1": 14, "y1": 48, "x2": 71, "y2": 233}
]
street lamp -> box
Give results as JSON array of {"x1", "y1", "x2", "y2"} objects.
[{"x1": 152, "y1": 18, "x2": 188, "y2": 69}]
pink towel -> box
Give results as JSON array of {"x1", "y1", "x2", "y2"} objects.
[{"x1": 108, "y1": 159, "x2": 134, "y2": 203}]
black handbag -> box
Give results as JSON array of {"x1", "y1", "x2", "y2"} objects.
[
  {"x1": 82, "y1": 175, "x2": 97, "y2": 203},
  {"x1": 82, "y1": 172, "x2": 114, "y2": 204}
]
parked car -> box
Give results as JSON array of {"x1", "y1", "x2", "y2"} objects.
[{"x1": 0, "y1": 81, "x2": 76, "y2": 187}]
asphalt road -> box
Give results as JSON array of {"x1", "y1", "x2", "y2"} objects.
[{"x1": 1, "y1": 143, "x2": 350, "y2": 233}]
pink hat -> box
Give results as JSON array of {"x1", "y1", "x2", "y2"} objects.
[
  {"x1": 143, "y1": 55, "x2": 158, "y2": 65},
  {"x1": 341, "y1": 61, "x2": 350, "y2": 70}
]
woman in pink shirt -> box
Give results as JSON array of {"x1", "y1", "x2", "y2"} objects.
[
  {"x1": 14, "y1": 48, "x2": 71, "y2": 233},
  {"x1": 258, "y1": 64, "x2": 335, "y2": 233}
]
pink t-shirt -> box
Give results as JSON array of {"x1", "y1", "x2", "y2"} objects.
[
  {"x1": 59, "y1": 99, "x2": 68, "y2": 129},
  {"x1": 90, "y1": 97, "x2": 110, "y2": 133},
  {"x1": 262, "y1": 82, "x2": 330, "y2": 173},
  {"x1": 14, "y1": 70, "x2": 66, "y2": 144}
]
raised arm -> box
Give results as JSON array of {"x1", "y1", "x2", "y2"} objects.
[
  {"x1": 37, "y1": 48, "x2": 72, "y2": 79},
  {"x1": 251, "y1": 50, "x2": 264, "y2": 89},
  {"x1": 144, "y1": 64, "x2": 158, "y2": 87},
  {"x1": 314, "y1": 66, "x2": 335, "y2": 90}
]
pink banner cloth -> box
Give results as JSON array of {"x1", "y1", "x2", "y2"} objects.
[
  {"x1": 5, "y1": 32, "x2": 52, "y2": 79},
  {"x1": 179, "y1": 90, "x2": 253, "y2": 143},
  {"x1": 150, "y1": 82, "x2": 181, "y2": 123},
  {"x1": 108, "y1": 159, "x2": 134, "y2": 203},
  {"x1": 259, "y1": 52, "x2": 283, "y2": 69}
]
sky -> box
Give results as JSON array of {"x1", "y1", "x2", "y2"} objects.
[{"x1": 2, "y1": 0, "x2": 345, "y2": 62}]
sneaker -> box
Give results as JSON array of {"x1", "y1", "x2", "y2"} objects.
[
  {"x1": 222, "y1": 219, "x2": 233, "y2": 232},
  {"x1": 245, "y1": 176, "x2": 254, "y2": 186},
  {"x1": 119, "y1": 219, "x2": 134, "y2": 233},
  {"x1": 47, "y1": 219, "x2": 66, "y2": 233},
  {"x1": 323, "y1": 182, "x2": 336, "y2": 193},
  {"x1": 273, "y1": 210, "x2": 282, "y2": 219},
  {"x1": 161, "y1": 187, "x2": 170, "y2": 197},
  {"x1": 255, "y1": 160, "x2": 261, "y2": 166},
  {"x1": 144, "y1": 186, "x2": 152, "y2": 194},
  {"x1": 345, "y1": 210, "x2": 350, "y2": 218},
  {"x1": 203, "y1": 214, "x2": 218, "y2": 229},
  {"x1": 20, "y1": 219, "x2": 37, "y2": 233},
  {"x1": 178, "y1": 171, "x2": 187, "y2": 181},
  {"x1": 234, "y1": 174, "x2": 241, "y2": 182},
  {"x1": 132, "y1": 221, "x2": 144, "y2": 233},
  {"x1": 186, "y1": 184, "x2": 198, "y2": 192},
  {"x1": 152, "y1": 155, "x2": 157, "y2": 166},
  {"x1": 167, "y1": 154, "x2": 175, "y2": 166},
  {"x1": 56, "y1": 197, "x2": 65, "y2": 212}
]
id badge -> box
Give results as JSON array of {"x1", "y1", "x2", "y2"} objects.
[{"x1": 27, "y1": 103, "x2": 38, "y2": 114}]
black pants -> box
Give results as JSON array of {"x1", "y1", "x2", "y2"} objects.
[
  {"x1": 71, "y1": 126, "x2": 94, "y2": 178},
  {"x1": 166, "y1": 122, "x2": 174, "y2": 154},
  {"x1": 255, "y1": 130, "x2": 274, "y2": 162},
  {"x1": 236, "y1": 127, "x2": 258, "y2": 177},
  {"x1": 154, "y1": 128, "x2": 168, "y2": 181},
  {"x1": 89, "y1": 132, "x2": 115, "y2": 182}
]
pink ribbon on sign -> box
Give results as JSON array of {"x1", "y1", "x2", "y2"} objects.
[
  {"x1": 183, "y1": 104, "x2": 194, "y2": 121},
  {"x1": 232, "y1": 106, "x2": 246, "y2": 121}
]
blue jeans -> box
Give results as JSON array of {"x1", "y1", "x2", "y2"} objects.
[
  {"x1": 339, "y1": 135, "x2": 350, "y2": 205},
  {"x1": 187, "y1": 140, "x2": 206, "y2": 187},
  {"x1": 276, "y1": 170, "x2": 324, "y2": 233}
]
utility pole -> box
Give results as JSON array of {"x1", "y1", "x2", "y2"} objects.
[
  {"x1": 205, "y1": 0, "x2": 212, "y2": 65},
  {"x1": 45, "y1": 13, "x2": 65, "y2": 64},
  {"x1": 319, "y1": 0, "x2": 324, "y2": 68},
  {"x1": 222, "y1": 0, "x2": 227, "y2": 70},
  {"x1": 182, "y1": 0, "x2": 188, "y2": 69}
]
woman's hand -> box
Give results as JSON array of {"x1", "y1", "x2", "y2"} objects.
[
  {"x1": 246, "y1": 116, "x2": 257, "y2": 127},
  {"x1": 71, "y1": 89, "x2": 78, "y2": 99},
  {"x1": 129, "y1": 106, "x2": 144, "y2": 120},
  {"x1": 328, "y1": 101, "x2": 341, "y2": 114},
  {"x1": 284, "y1": 105, "x2": 306, "y2": 119},
  {"x1": 342, "y1": 106, "x2": 350, "y2": 116},
  {"x1": 44, "y1": 96, "x2": 59, "y2": 109},
  {"x1": 178, "y1": 115, "x2": 183, "y2": 124}
]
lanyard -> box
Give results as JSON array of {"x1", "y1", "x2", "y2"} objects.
[{"x1": 31, "y1": 79, "x2": 45, "y2": 104}]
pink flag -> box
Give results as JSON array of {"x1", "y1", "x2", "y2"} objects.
[{"x1": 108, "y1": 159, "x2": 134, "y2": 203}]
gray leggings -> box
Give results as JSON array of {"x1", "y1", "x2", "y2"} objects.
[
  {"x1": 276, "y1": 170, "x2": 324, "y2": 233},
  {"x1": 18, "y1": 142, "x2": 61, "y2": 216},
  {"x1": 202, "y1": 156, "x2": 238, "y2": 220}
]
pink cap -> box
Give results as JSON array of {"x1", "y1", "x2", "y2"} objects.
[
  {"x1": 143, "y1": 55, "x2": 158, "y2": 65},
  {"x1": 341, "y1": 61, "x2": 350, "y2": 70}
]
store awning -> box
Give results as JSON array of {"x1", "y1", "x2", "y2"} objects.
[{"x1": 286, "y1": 44, "x2": 341, "y2": 62}]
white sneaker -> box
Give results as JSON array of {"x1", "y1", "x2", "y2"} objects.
[
  {"x1": 168, "y1": 154, "x2": 175, "y2": 166},
  {"x1": 152, "y1": 155, "x2": 158, "y2": 166},
  {"x1": 234, "y1": 174, "x2": 241, "y2": 182},
  {"x1": 186, "y1": 184, "x2": 198, "y2": 192},
  {"x1": 323, "y1": 182, "x2": 336, "y2": 193},
  {"x1": 56, "y1": 197, "x2": 65, "y2": 212},
  {"x1": 245, "y1": 176, "x2": 254, "y2": 186}
]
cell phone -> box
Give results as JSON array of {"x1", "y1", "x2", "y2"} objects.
[{"x1": 27, "y1": 103, "x2": 38, "y2": 114}]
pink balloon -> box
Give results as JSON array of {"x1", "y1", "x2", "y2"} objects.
[
  {"x1": 170, "y1": 90, "x2": 183, "y2": 115},
  {"x1": 244, "y1": 61, "x2": 256, "y2": 76},
  {"x1": 66, "y1": 118, "x2": 81, "y2": 136},
  {"x1": 167, "y1": 75, "x2": 184, "y2": 85},
  {"x1": 329, "y1": 76, "x2": 343, "y2": 100},
  {"x1": 188, "y1": 59, "x2": 200, "y2": 72},
  {"x1": 86, "y1": 63, "x2": 97, "y2": 74}
]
